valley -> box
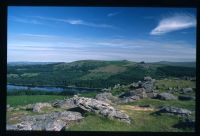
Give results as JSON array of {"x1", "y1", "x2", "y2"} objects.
[{"x1": 6, "y1": 60, "x2": 196, "y2": 132}]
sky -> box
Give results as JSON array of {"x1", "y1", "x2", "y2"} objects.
[{"x1": 8, "y1": 7, "x2": 196, "y2": 62}]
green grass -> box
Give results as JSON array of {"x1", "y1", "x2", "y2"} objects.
[
  {"x1": 67, "y1": 108, "x2": 194, "y2": 132},
  {"x1": 155, "y1": 79, "x2": 195, "y2": 92},
  {"x1": 125, "y1": 98, "x2": 195, "y2": 110},
  {"x1": 78, "y1": 91, "x2": 97, "y2": 98},
  {"x1": 7, "y1": 95, "x2": 67, "y2": 107}
]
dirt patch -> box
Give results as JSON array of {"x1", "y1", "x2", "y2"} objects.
[{"x1": 120, "y1": 105, "x2": 155, "y2": 111}]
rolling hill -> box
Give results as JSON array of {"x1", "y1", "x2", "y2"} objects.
[{"x1": 7, "y1": 60, "x2": 196, "y2": 88}]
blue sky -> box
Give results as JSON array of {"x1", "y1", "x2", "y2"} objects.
[{"x1": 8, "y1": 7, "x2": 196, "y2": 62}]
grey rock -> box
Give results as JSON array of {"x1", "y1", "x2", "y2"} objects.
[
  {"x1": 6, "y1": 125, "x2": 18, "y2": 130},
  {"x1": 113, "y1": 84, "x2": 121, "y2": 89},
  {"x1": 95, "y1": 92, "x2": 118, "y2": 104},
  {"x1": 7, "y1": 111, "x2": 83, "y2": 131},
  {"x1": 32, "y1": 102, "x2": 52, "y2": 112},
  {"x1": 73, "y1": 97, "x2": 131, "y2": 123},
  {"x1": 118, "y1": 96, "x2": 140, "y2": 103},
  {"x1": 157, "y1": 93, "x2": 177, "y2": 100},
  {"x1": 142, "y1": 77, "x2": 155, "y2": 93},
  {"x1": 146, "y1": 92, "x2": 158, "y2": 98},
  {"x1": 119, "y1": 88, "x2": 147, "y2": 99},
  {"x1": 158, "y1": 106, "x2": 192, "y2": 116},
  {"x1": 52, "y1": 98, "x2": 76, "y2": 109},
  {"x1": 129, "y1": 82, "x2": 140, "y2": 89},
  {"x1": 21, "y1": 104, "x2": 34, "y2": 111},
  {"x1": 137, "y1": 81, "x2": 142, "y2": 87},
  {"x1": 7, "y1": 104, "x2": 10, "y2": 109},
  {"x1": 144, "y1": 76, "x2": 153, "y2": 81},
  {"x1": 7, "y1": 105, "x2": 14, "y2": 111},
  {"x1": 181, "y1": 88, "x2": 193, "y2": 94},
  {"x1": 101, "y1": 88, "x2": 111, "y2": 92}
]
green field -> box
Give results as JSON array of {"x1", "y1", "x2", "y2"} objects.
[
  {"x1": 7, "y1": 95, "x2": 195, "y2": 132},
  {"x1": 7, "y1": 95, "x2": 67, "y2": 107},
  {"x1": 6, "y1": 60, "x2": 196, "y2": 131},
  {"x1": 67, "y1": 105, "x2": 194, "y2": 132},
  {"x1": 7, "y1": 60, "x2": 196, "y2": 88}
]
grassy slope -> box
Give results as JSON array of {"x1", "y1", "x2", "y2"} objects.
[
  {"x1": 7, "y1": 95, "x2": 67, "y2": 107},
  {"x1": 67, "y1": 104, "x2": 194, "y2": 132},
  {"x1": 7, "y1": 60, "x2": 196, "y2": 88}
]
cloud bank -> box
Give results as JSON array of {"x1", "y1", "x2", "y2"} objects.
[
  {"x1": 150, "y1": 13, "x2": 196, "y2": 35},
  {"x1": 8, "y1": 33, "x2": 196, "y2": 62}
]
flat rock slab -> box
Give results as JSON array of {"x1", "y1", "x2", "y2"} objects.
[
  {"x1": 52, "y1": 98, "x2": 77, "y2": 109},
  {"x1": 7, "y1": 111, "x2": 83, "y2": 131},
  {"x1": 157, "y1": 93, "x2": 177, "y2": 100},
  {"x1": 157, "y1": 106, "x2": 192, "y2": 116},
  {"x1": 95, "y1": 92, "x2": 118, "y2": 104},
  {"x1": 73, "y1": 96, "x2": 131, "y2": 123}
]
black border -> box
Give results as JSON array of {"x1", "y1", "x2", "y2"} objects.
[{"x1": 1, "y1": 0, "x2": 199, "y2": 136}]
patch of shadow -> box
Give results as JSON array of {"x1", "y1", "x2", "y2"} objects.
[
  {"x1": 150, "y1": 110, "x2": 162, "y2": 116},
  {"x1": 67, "y1": 107, "x2": 86, "y2": 116},
  {"x1": 173, "y1": 119, "x2": 195, "y2": 129}
]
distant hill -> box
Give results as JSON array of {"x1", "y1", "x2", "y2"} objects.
[
  {"x1": 7, "y1": 60, "x2": 196, "y2": 88},
  {"x1": 153, "y1": 61, "x2": 196, "y2": 68},
  {"x1": 8, "y1": 62, "x2": 59, "y2": 66}
]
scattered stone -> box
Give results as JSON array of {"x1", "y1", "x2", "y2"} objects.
[
  {"x1": 144, "y1": 76, "x2": 153, "y2": 81},
  {"x1": 118, "y1": 96, "x2": 140, "y2": 103},
  {"x1": 129, "y1": 83, "x2": 137, "y2": 89},
  {"x1": 113, "y1": 84, "x2": 121, "y2": 89},
  {"x1": 146, "y1": 92, "x2": 158, "y2": 98},
  {"x1": 181, "y1": 88, "x2": 193, "y2": 94},
  {"x1": 156, "y1": 93, "x2": 177, "y2": 100},
  {"x1": 7, "y1": 105, "x2": 14, "y2": 111},
  {"x1": 7, "y1": 107, "x2": 14, "y2": 111},
  {"x1": 101, "y1": 88, "x2": 111, "y2": 92},
  {"x1": 73, "y1": 97, "x2": 131, "y2": 123},
  {"x1": 95, "y1": 92, "x2": 118, "y2": 104},
  {"x1": 137, "y1": 81, "x2": 142, "y2": 88},
  {"x1": 7, "y1": 111, "x2": 83, "y2": 131},
  {"x1": 119, "y1": 88, "x2": 147, "y2": 99},
  {"x1": 32, "y1": 103, "x2": 52, "y2": 112},
  {"x1": 157, "y1": 106, "x2": 192, "y2": 116},
  {"x1": 142, "y1": 77, "x2": 155, "y2": 93},
  {"x1": 23, "y1": 104, "x2": 34, "y2": 111},
  {"x1": 7, "y1": 105, "x2": 10, "y2": 108},
  {"x1": 52, "y1": 98, "x2": 76, "y2": 109}
]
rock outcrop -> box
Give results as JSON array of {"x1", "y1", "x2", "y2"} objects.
[
  {"x1": 142, "y1": 76, "x2": 155, "y2": 93},
  {"x1": 181, "y1": 88, "x2": 193, "y2": 94},
  {"x1": 32, "y1": 103, "x2": 52, "y2": 112},
  {"x1": 95, "y1": 92, "x2": 118, "y2": 104},
  {"x1": 7, "y1": 111, "x2": 83, "y2": 131},
  {"x1": 156, "y1": 93, "x2": 177, "y2": 100},
  {"x1": 118, "y1": 96, "x2": 140, "y2": 103},
  {"x1": 73, "y1": 96, "x2": 131, "y2": 123},
  {"x1": 157, "y1": 106, "x2": 192, "y2": 116},
  {"x1": 118, "y1": 77, "x2": 157, "y2": 101},
  {"x1": 52, "y1": 98, "x2": 76, "y2": 109}
]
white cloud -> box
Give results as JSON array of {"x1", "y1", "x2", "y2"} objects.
[
  {"x1": 34, "y1": 16, "x2": 114, "y2": 28},
  {"x1": 8, "y1": 33, "x2": 196, "y2": 62},
  {"x1": 150, "y1": 13, "x2": 196, "y2": 35},
  {"x1": 20, "y1": 33, "x2": 57, "y2": 38},
  {"x1": 63, "y1": 19, "x2": 114, "y2": 28},
  {"x1": 107, "y1": 12, "x2": 119, "y2": 17},
  {"x1": 9, "y1": 16, "x2": 43, "y2": 25}
]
